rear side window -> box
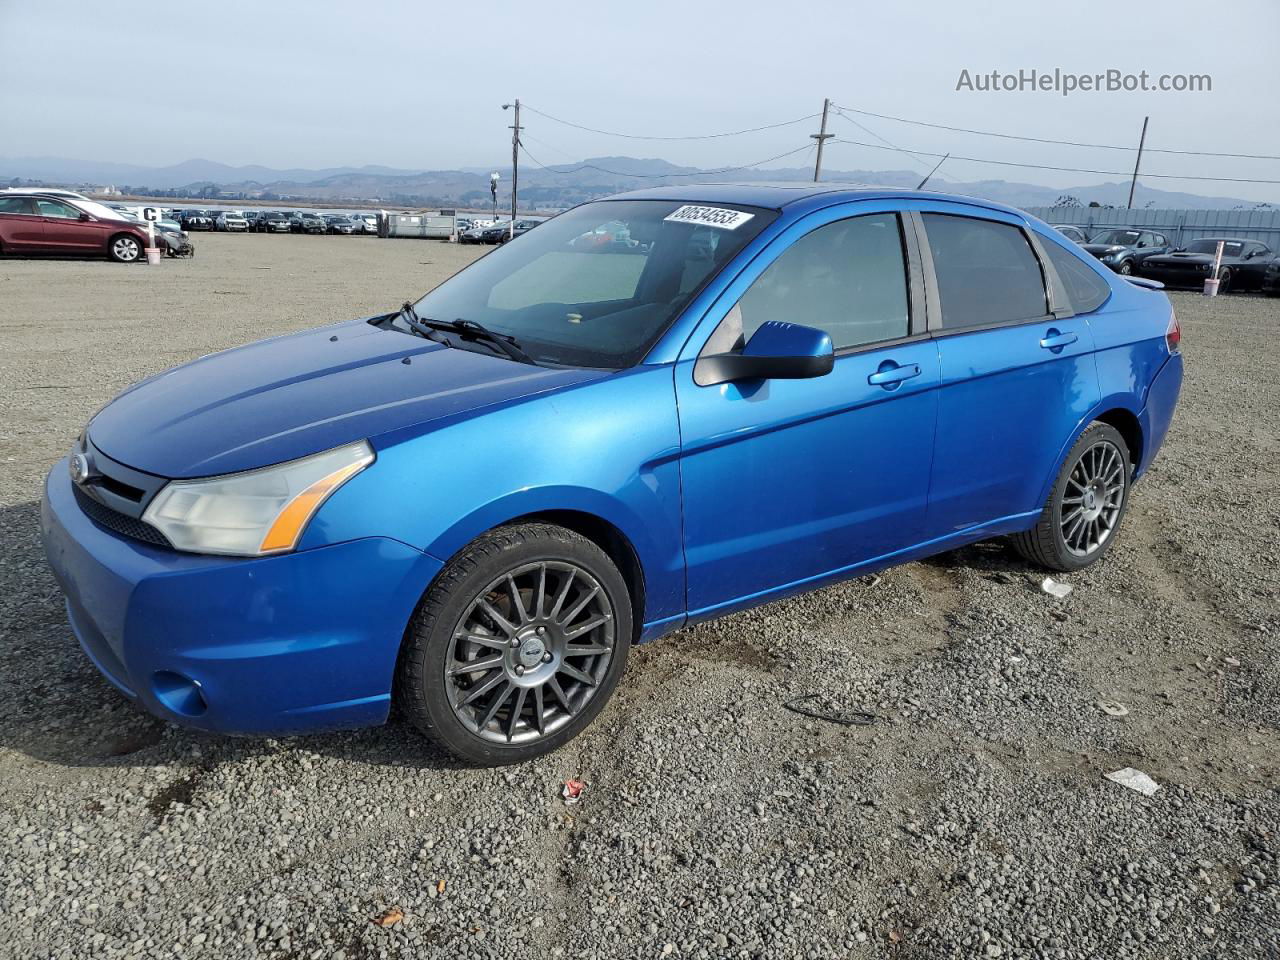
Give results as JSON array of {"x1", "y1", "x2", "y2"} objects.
[
  {"x1": 922, "y1": 214, "x2": 1047, "y2": 329},
  {"x1": 0, "y1": 197, "x2": 34, "y2": 214},
  {"x1": 1041, "y1": 240, "x2": 1111, "y2": 314},
  {"x1": 733, "y1": 213, "x2": 910, "y2": 351}
]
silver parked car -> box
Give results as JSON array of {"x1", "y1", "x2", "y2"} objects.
[{"x1": 216, "y1": 211, "x2": 249, "y2": 232}]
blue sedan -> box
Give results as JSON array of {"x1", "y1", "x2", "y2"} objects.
[{"x1": 41, "y1": 185, "x2": 1183, "y2": 764}]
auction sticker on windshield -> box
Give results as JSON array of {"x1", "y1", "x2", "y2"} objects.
[{"x1": 663, "y1": 205, "x2": 755, "y2": 230}]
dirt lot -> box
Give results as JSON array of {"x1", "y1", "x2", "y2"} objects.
[{"x1": 1, "y1": 234, "x2": 1277, "y2": 959}]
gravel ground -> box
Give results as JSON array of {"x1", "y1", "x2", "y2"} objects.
[{"x1": 1, "y1": 235, "x2": 1277, "y2": 959}]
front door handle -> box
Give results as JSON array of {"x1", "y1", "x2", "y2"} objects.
[
  {"x1": 867, "y1": 362, "x2": 921, "y2": 388},
  {"x1": 1039, "y1": 330, "x2": 1078, "y2": 351}
]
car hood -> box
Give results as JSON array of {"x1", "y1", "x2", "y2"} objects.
[
  {"x1": 1082, "y1": 244, "x2": 1127, "y2": 256},
  {"x1": 88, "y1": 319, "x2": 607, "y2": 478}
]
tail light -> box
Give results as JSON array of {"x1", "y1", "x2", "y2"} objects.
[{"x1": 1166, "y1": 309, "x2": 1181, "y2": 354}]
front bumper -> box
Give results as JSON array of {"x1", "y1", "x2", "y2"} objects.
[{"x1": 41, "y1": 460, "x2": 443, "y2": 735}]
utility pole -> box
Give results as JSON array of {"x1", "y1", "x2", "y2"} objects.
[
  {"x1": 811, "y1": 98, "x2": 833, "y2": 182},
  {"x1": 1127, "y1": 116, "x2": 1149, "y2": 210},
  {"x1": 503, "y1": 99, "x2": 522, "y2": 238}
]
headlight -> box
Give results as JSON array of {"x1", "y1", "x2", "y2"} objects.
[{"x1": 142, "y1": 441, "x2": 374, "y2": 556}]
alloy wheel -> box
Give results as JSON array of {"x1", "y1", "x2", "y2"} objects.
[
  {"x1": 444, "y1": 560, "x2": 615, "y2": 744},
  {"x1": 113, "y1": 237, "x2": 140, "y2": 261},
  {"x1": 1060, "y1": 440, "x2": 1125, "y2": 557}
]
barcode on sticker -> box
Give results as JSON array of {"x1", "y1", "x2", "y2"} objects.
[{"x1": 663, "y1": 205, "x2": 754, "y2": 230}]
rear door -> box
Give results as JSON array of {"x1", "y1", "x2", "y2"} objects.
[
  {"x1": 675, "y1": 205, "x2": 940, "y2": 616},
  {"x1": 36, "y1": 198, "x2": 105, "y2": 252},
  {"x1": 0, "y1": 196, "x2": 46, "y2": 249},
  {"x1": 916, "y1": 208, "x2": 1101, "y2": 538}
]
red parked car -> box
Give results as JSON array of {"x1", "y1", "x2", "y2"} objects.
[{"x1": 0, "y1": 193, "x2": 162, "y2": 263}]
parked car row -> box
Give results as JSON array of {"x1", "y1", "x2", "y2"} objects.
[
  {"x1": 1053, "y1": 224, "x2": 1279, "y2": 294},
  {"x1": 166, "y1": 208, "x2": 380, "y2": 235},
  {"x1": 0, "y1": 191, "x2": 193, "y2": 262},
  {"x1": 458, "y1": 218, "x2": 543, "y2": 244}
]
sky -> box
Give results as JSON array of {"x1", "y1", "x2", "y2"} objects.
[{"x1": 2, "y1": 0, "x2": 1278, "y2": 201}]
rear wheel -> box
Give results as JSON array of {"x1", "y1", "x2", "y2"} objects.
[
  {"x1": 1012, "y1": 422, "x2": 1131, "y2": 572},
  {"x1": 109, "y1": 234, "x2": 142, "y2": 263},
  {"x1": 397, "y1": 522, "x2": 631, "y2": 765}
]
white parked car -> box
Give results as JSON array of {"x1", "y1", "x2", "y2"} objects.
[
  {"x1": 1, "y1": 186, "x2": 92, "y2": 202},
  {"x1": 216, "y1": 211, "x2": 249, "y2": 232}
]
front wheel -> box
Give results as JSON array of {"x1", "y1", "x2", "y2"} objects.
[
  {"x1": 1117, "y1": 260, "x2": 1133, "y2": 276},
  {"x1": 1217, "y1": 267, "x2": 1232, "y2": 293},
  {"x1": 109, "y1": 234, "x2": 142, "y2": 263},
  {"x1": 1011, "y1": 422, "x2": 1131, "y2": 572},
  {"x1": 397, "y1": 522, "x2": 632, "y2": 765}
]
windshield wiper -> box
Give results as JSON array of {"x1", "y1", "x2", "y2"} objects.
[
  {"x1": 397, "y1": 301, "x2": 447, "y2": 344},
  {"x1": 396, "y1": 303, "x2": 535, "y2": 365}
]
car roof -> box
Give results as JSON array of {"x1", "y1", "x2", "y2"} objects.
[{"x1": 600, "y1": 182, "x2": 1028, "y2": 219}]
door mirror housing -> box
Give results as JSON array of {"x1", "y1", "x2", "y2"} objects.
[
  {"x1": 78, "y1": 212, "x2": 91, "y2": 221},
  {"x1": 696, "y1": 321, "x2": 835, "y2": 386}
]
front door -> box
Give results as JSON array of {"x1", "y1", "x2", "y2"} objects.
[
  {"x1": 35, "y1": 198, "x2": 104, "y2": 252},
  {"x1": 675, "y1": 208, "x2": 939, "y2": 617}
]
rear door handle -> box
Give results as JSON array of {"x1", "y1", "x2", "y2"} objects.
[
  {"x1": 1039, "y1": 330, "x2": 1078, "y2": 351},
  {"x1": 867, "y1": 362, "x2": 921, "y2": 387}
]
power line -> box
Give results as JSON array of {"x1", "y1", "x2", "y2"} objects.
[
  {"x1": 521, "y1": 103, "x2": 820, "y2": 141},
  {"x1": 830, "y1": 107, "x2": 933, "y2": 172},
  {"x1": 833, "y1": 103, "x2": 1280, "y2": 161},
  {"x1": 518, "y1": 141, "x2": 816, "y2": 180},
  {"x1": 829, "y1": 137, "x2": 1280, "y2": 184}
]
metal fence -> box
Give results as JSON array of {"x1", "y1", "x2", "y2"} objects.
[{"x1": 1023, "y1": 207, "x2": 1280, "y2": 247}]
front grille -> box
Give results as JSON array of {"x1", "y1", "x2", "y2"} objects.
[{"x1": 73, "y1": 485, "x2": 172, "y2": 548}]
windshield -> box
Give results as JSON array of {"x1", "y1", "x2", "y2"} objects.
[
  {"x1": 406, "y1": 199, "x2": 775, "y2": 369},
  {"x1": 1092, "y1": 229, "x2": 1141, "y2": 246},
  {"x1": 1185, "y1": 239, "x2": 1243, "y2": 256},
  {"x1": 77, "y1": 199, "x2": 131, "y2": 221}
]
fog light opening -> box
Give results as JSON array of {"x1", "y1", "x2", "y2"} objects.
[{"x1": 151, "y1": 671, "x2": 208, "y2": 717}]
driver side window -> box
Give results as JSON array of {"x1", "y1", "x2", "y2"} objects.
[
  {"x1": 36, "y1": 199, "x2": 79, "y2": 219},
  {"x1": 704, "y1": 213, "x2": 910, "y2": 356}
]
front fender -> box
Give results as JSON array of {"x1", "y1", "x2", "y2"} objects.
[{"x1": 302, "y1": 366, "x2": 686, "y2": 629}]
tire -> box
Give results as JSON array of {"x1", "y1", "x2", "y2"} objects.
[
  {"x1": 1217, "y1": 267, "x2": 1232, "y2": 293},
  {"x1": 397, "y1": 522, "x2": 632, "y2": 765},
  {"x1": 1117, "y1": 260, "x2": 1133, "y2": 276},
  {"x1": 1011, "y1": 422, "x2": 1131, "y2": 572},
  {"x1": 108, "y1": 234, "x2": 142, "y2": 263}
]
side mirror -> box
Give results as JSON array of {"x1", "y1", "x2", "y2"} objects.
[
  {"x1": 696, "y1": 321, "x2": 835, "y2": 386},
  {"x1": 78, "y1": 212, "x2": 91, "y2": 221}
]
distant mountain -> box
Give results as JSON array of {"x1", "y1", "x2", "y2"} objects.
[
  {"x1": 0, "y1": 156, "x2": 428, "y2": 189},
  {"x1": 1, "y1": 154, "x2": 1270, "y2": 211}
]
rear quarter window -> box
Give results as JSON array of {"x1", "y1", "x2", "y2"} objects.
[{"x1": 1040, "y1": 239, "x2": 1111, "y2": 314}]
